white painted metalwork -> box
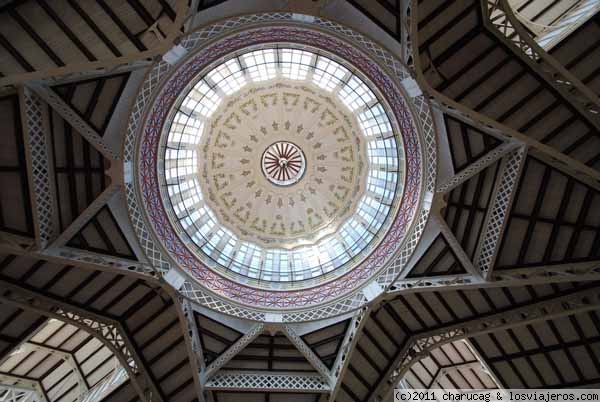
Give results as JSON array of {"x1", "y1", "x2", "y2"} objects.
[
  {"x1": 18, "y1": 86, "x2": 59, "y2": 249},
  {"x1": 203, "y1": 323, "x2": 264, "y2": 381},
  {"x1": 106, "y1": 191, "x2": 148, "y2": 262},
  {"x1": 281, "y1": 325, "x2": 332, "y2": 381},
  {"x1": 205, "y1": 371, "x2": 330, "y2": 392},
  {"x1": 474, "y1": 146, "x2": 526, "y2": 278},
  {"x1": 373, "y1": 286, "x2": 600, "y2": 402},
  {"x1": 79, "y1": 366, "x2": 128, "y2": 402},
  {"x1": 16, "y1": 343, "x2": 88, "y2": 394},
  {"x1": 483, "y1": 0, "x2": 600, "y2": 129},
  {"x1": 0, "y1": 385, "x2": 42, "y2": 402},
  {"x1": 175, "y1": 297, "x2": 206, "y2": 402},
  {"x1": 433, "y1": 100, "x2": 600, "y2": 191},
  {"x1": 533, "y1": 0, "x2": 600, "y2": 51},
  {"x1": 388, "y1": 260, "x2": 600, "y2": 295},
  {"x1": 0, "y1": 375, "x2": 46, "y2": 402},
  {"x1": 28, "y1": 85, "x2": 119, "y2": 160},
  {"x1": 124, "y1": 12, "x2": 437, "y2": 322},
  {"x1": 435, "y1": 215, "x2": 481, "y2": 279},
  {"x1": 0, "y1": 280, "x2": 156, "y2": 402},
  {"x1": 436, "y1": 141, "x2": 520, "y2": 193},
  {"x1": 50, "y1": 185, "x2": 120, "y2": 248},
  {"x1": 328, "y1": 307, "x2": 368, "y2": 402}
]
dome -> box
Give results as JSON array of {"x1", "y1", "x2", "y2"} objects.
[
  {"x1": 159, "y1": 46, "x2": 402, "y2": 287},
  {"x1": 125, "y1": 14, "x2": 436, "y2": 321}
]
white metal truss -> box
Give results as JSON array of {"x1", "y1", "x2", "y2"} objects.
[
  {"x1": 533, "y1": 0, "x2": 600, "y2": 51},
  {"x1": 434, "y1": 215, "x2": 482, "y2": 279},
  {"x1": 18, "y1": 86, "x2": 59, "y2": 249},
  {"x1": 0, "y1": 375, "x2": 46, "y2": 402},
  {"x1": 463, "y1": 339, "x2": 506, "y2": 389},
  {"x1": 79, "y1": 366, "x2": 128, "y2": 402},
  {"x1": 482, "y1": 0, "x2": 600, "y2": 129},
  {"x1": 203, "y1": 323, "x2": 264, "y2": 381},
  {"x1": 0, "y1": 242, "x2": 158, "y2": 281},
  {"x1": 399, "y1": 0, "x2": 413, "y2": 67},
  {"x1": 0, "y1": 385, "x2": 42, "y2": 402},
  {"x1": 50, "y1": 185, "x2": 120, "y2": 249},
  {"x1": 181, "y1": 299, "x2": 206, "y2": 373},
  {"x1": 0, "y1": 280, "x2": 159, "y2": 402},
  {"x1": 388, "y1": 260, "x2": 600, "y2": 296},
  {"x1": 328, "y1": 307, "x2": 369, "y2": 402},
  {"x1": 28, "y1": 84, "x2": 119, "y2": 160},
  {"x1": 372, "y1": 286, "x2": 600, "y2": 402},
  {"x1": 174, "y1": 296, "x2": 206, "y2": 402},
  {"x1": 16, "y1": 343, "x2": 89, "y2": 394},
  {"x1": 473, "y1": 146, "x2": 526, "y2": 278},
  {"x1": 0, "y1": 1, "x2": 188, "y2": 90},
  {"x1": 205, "y1": 371, "x2": 330, "y2": 393},
  {"x1": 281, "y1": 325, "x2": 332, "y2": 381},
  {"x1": 436, "y1": 141, "x2": 520, "y2": 193},
  {"x1": 434, "y1": 100, "x2": 600, "y2": 191},
  {"x1": 106, "y1": 189, "x2": 148, "y2": 262}
]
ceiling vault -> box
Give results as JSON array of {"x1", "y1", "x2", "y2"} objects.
[
  {"x1": 0, "y1": 373, "x2": 47, "y2": 402},
  {"x1": 0, "y1": 278, "x2": 162, "y2": 402},
  {"x1": 483, "y1": 0, "x2": 600, "y2": 127},
  {"x1": 370, "y1": 285, "x2": 600, "y2": 401},
  {"x1": 0, "y1": 0, "x2": 188, "y2": 90},
  {"x1": 0, "y1": 0, "x2": 598, "y2": 401}
]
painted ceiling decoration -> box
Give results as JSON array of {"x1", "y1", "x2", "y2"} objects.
[
  {"x1": 0, "y1": 1, "x2": 598, "y2": 402},
  {"x1": 126, "y1": 14, "x2": 436, "y2": 319}
]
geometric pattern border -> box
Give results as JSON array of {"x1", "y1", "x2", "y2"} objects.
[{"x1": 124, "y1": 13, "x2": 437, "y2": 321}]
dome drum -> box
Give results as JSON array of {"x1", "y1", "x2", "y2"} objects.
[{"x1": 124, "y1": 13, "x2": 437, "y2": 322}]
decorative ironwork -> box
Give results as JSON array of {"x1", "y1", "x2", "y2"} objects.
[
  {"x1": 50, "y1": 185, "x2": 120, "y2": 248},
  {"x1": 80, "y1": 367, "x2": 128, "y2": 402},
  {"x1": 373, "y1": 287, "x2": 600, "y2": 401},
  {"x1": 205, "y1": 371, "x2": 330, "y2": 392},
  {"x1": 474, "y1": 146, "x2": 526, "y2": 278},
  {"x1": 0, "y1": 384, "x2": 43, "y2": 402},
  {"x1": 281, "y1": 325, "x2": 331, "y2": 381},
  {"x1": 388, "y1": 261, "x2": 600, "y2": 296},
  {"x1": 16, "y1": 343, "x2": 88, "y2": 394},
  {"x1": 19, "y1": 87, "x2": 58, "y2": 249},
  {"x1": 203, "y1": 323, "x2": 264, "y2": 380},
  {"x1": 0, "y1": 282, "x2": 155, "y2": 402},
  {"x1": 483, "y1": 0, "x2": 600, "y2": 129},
  {"x1": 329, "y1": 307, "x2": 368, "y2": 402},
  {"x1": 436, "y1": 142, "x2": 519, "y2": 193},
  {"x1": 29, "y1": 84, "x2": 119, "y2": 160},
  {"x1": 0, "y1": 375, "x2": 46, "y2": 402},
  {"x1": 124, "y1": 13, "x2": 436, "y2": 320},
  {"x1": 261, "y1": 141, "x2": 306, "y2": 186}
]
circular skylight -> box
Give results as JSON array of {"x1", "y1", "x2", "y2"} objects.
[{"x1": 159, "y1": 46, "x2": 404, "y2": 286}]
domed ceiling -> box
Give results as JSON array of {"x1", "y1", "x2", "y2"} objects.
[{"x1": 125, "y1": 14, "x2": 436, "y2": 321}]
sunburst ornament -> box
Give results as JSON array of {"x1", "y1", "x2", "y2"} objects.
[{"x1": 261, "y1": 141, "x2": 306, "y2": 186}]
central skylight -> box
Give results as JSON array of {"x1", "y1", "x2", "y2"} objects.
[{"x1": 159, "y1": 46, "x2": 404, "y2": 286}]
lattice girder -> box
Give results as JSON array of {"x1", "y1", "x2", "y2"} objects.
[
  {"x1": 372, "y1": 286, "x2": 600, "y2": 402},
  {"x1": 482, "y1": 0, "x2": 600, "y2": 129},
  {"x1": 205, "y1": 371, "x2": 331, "y2": 393},
  {"x1": 0, "y1": 279, "x2": 158, "y2": 402}
]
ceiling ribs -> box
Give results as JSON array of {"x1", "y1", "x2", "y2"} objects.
[
  {"x1": 482, "y1": 0, "x2": 600, "y2": 128},
  {"x1": 0, "y1": 278, "x2": 158, "y2": 402},
  {"x1": 0, "y1": 0, "x2": 187, "y2": 89},
  {"x1": 370, "y1": 285, "x2": 600, "y2": 401}
]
